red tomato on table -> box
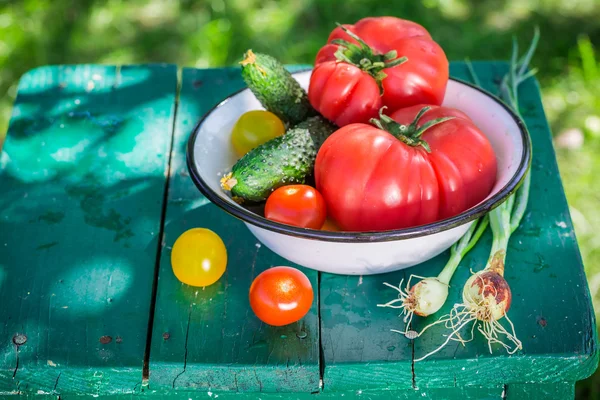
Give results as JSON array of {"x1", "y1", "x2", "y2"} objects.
[
  {"x1": 314, "y1": 105, "x2": 497, "y2": 232},
  {"x1": 249, "y1": 267, "x2": 314, "y2": 326},
  {"x1": 309, "y1": 17, "x2": 449, "y2": 126},
  {"x1": 265, "y1": 185, "x2": 327, "y2": 229}
]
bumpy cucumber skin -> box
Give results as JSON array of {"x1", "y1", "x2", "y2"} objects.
[
  {"x1": 241, "y1": 52, "x2": 315, "y2": 125},
  {"x1": 229, "y1": 116, "x2": 337, "y2": 202}
]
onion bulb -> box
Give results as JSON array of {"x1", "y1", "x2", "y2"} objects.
[{"x1": 379, "y1": 217, "x2": 488, "y2": 335}]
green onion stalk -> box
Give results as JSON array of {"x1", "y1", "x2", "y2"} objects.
[
  {"x1": 378, "y1": 216, "x2": 489, "y2": 333},
  {"x1": 412, "y1": 28, "x2": 540, "y2": 362}
]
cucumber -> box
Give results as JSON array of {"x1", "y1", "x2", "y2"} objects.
[
  {"x1": 221, "y1": 116, "x2": 337, "y2": 202},
  {"x1": 240, "y1": 50, "x2": 315, "y2": 125}
]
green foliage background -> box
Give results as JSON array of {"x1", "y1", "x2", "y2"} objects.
[{"x1": 0, "y1": 0, "x2": 599, "y2": 396}]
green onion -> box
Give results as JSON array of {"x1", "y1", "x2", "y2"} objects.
[
  {"x1": 414, "y1": 27, "x2": 540, "y2": 362},
  {"x1": 378, "y1": 216, "x2": 489, "y2": 333}
]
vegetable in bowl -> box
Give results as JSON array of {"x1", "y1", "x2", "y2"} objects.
[
  {"x1": 314, "y1": 105, "x2": 498, "y2": 232},
  {"x1": 221, "y1": 51, "x2": 337, "y2": 203},
  {"x1": 240, "y1": 50, "x2": 315, "y2": 126},
  {"x1": 309, "y1": 17, "x2": 449, "y2": 126},
  {"x1": 221, "y1": 115, "x2": 336, "y2": 202},
  {"x1": 188, "y1": 18, "x2": 530, "y2": 274}
]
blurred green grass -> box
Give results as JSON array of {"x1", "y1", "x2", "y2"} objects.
[{"x1": 0, "y1": 0, "x2": 599, "y2": 396}]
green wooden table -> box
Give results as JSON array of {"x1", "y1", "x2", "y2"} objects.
[{"x1": 0, "y1": 63, "x2": 596, "y2": 399}]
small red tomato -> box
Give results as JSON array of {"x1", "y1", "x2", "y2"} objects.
[
  {"x1": 249, "y1": 267, "x2": 314, "y2": 326},
  {"x1": 265, "y1": 185, "x2": 327, "y2": 229}
]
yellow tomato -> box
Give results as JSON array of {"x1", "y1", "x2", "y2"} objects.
[
  {"x1": 231, "y1": 110, "x2": 285, "y2": 156},
  {"x1": 171, "y1": 228, "x2": 227, "y2": 287}
]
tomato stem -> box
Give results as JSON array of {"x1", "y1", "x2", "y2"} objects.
[
  {"x1": 240, "y1": 49, "x2": 267, "y2": 76},
  {"x1": 369, "y1": 106, "x2": 454, "y2": 153},
  {"x1": 332, "y1": 23, "x2": 407, "y2": 93}
]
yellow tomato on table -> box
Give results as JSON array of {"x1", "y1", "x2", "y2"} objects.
[
  {"x1": 171, "y1": 228, "x2": 227, "y2": 287},
  {"x1": 231, "y1": 110, "x2": 285, "y2": 156}
]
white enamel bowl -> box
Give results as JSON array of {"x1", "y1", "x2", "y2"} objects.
[{"x1": 187, "y1": 70, "x2": 530, "y2": 275}]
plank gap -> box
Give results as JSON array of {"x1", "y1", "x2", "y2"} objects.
[
  {"x1": 408, "y1": 264, "x2": 416, "y2": 389},
  {"x1": 142, "y1": 66, "x2": 182, "y2": 380},
  {"x1": 53, "y1": 372, "x2": 61, "y2": 393},
  {"x1": 411, "y1": 338, "x2": 416, "y2": 389},
  {"x1": 317, "y1": 271, "x2": 325, "y2": 393}
]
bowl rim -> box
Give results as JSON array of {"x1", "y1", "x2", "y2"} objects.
[{"x1": 186, "y1": 71, "x2": 532, "y2": 243}]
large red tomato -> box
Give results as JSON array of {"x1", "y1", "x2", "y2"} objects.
[
  {"x1": 308, "y1": 17, "x2": 449, "y2": 126},
  {"x1": 314, "y1": 105, "x2": 497, "y2": 231}
]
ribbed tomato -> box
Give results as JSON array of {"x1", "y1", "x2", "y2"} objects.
[
  {"x1": 314, "y1": 105, "x2": 497, "y2": 231},
  {"x1": 308, "y1": 17, "x2": 448, "y2": 126}
]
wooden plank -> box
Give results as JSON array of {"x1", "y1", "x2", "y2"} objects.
[
  {"x1": 148, "y1": 67, "x2": 320, "y2": 392},
  {"x1": 506, "y1": 382, "x2": 574, "y2": 399},
  {"x1": 319, "y1": 62, "x2": 597, "y2": 391},
  {"x1": 60, "y1": 385, "x2": 505, "y2": 399},
  {"x1": 319, "y1": 270, "x2": 414, "y2": 391},
  {"x1": 0, "y1": 64, "x2": 178, "y2": 395},
  {"x1": 7, "y1": 383, "x2": 572, "y2": 400}
]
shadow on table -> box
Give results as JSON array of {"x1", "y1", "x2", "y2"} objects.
[{"x1": 0, "y1": 67, "x2": 176, "y2": 381}]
